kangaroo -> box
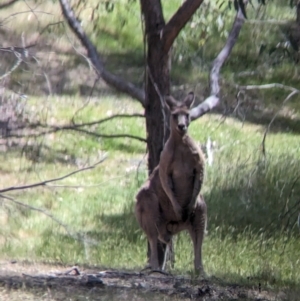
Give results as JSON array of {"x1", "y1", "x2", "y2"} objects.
[{"x1": 135, "y1": 92, "x2": 207, "y2": 273}]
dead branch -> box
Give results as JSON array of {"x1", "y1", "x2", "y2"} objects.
[
  {"x1": 238, "y1": 83, "x2": 300, "y2": 93},
  {"x1": 69, "y1": 113, "x2": 145, "y2": 128},
  {"x1": 246, "y1": 19, "x2": 289, "y2": 25},
  {"x1": 6, "y1": 113, "x2": 146, "y2": 142},
  {"x1": 8, "y1": 126, "x2": 146, "y2": 143},
  {"x1": 0, "y1": 157, "x2": 108, "y2": 245},
  {"x1": 190, "y1": 2, "x2": 248, "y2": 120},
  {"x1": 0, "y1": 0, "x2": 20, "y2": 10},
  {"x1": 261, "y1": 90, "x2": 299, "y2": 156},
  {"x1": 0, "y1": 193, "x2": 74, "y2": 238},
  {"x1": 0, "y1": 155, "x2": 107, "y2": 193},
  {"x1": 1, "y1": 10, "x2": 53, "y2": 26},
  {"x1": 58, "y1": 0, "x2": 145, "y2": 106},
  {"x1": 46, "y1": 175, "x2": 125, "y2": 188}
]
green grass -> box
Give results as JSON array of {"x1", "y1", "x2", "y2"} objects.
[
  {"x1": 1, "y1": 97, "x2": 300, "y2": 292},
  {"x1": 1, "y1": 0, "x2": 300, "y2": 298}
]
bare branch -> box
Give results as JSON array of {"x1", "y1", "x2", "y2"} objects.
[
  {"x1": 58, "y1": 0, "x2": 145, "y2": 106},
  {"x1": 0, "y1": 155, "x2": 107, "y2": 193},
  {"x1": 69, "y1": 113, "x2": 145, "y2": 128},
  {"x1": 46, "y1": 175, "x2": 125, "y2": 188},
  {"x1": 246, "y1": 19, "x2": 289, "y2": 25},
  {"x1": 7, "y1": 114, "x2": 146, "y2": 142},
  {"x1": 261, "y1": 90, "x2": 299, "y2": 156},
  {"x1": 239, "y1": 83, "x2": 300, "y2": 93},
  {"x1": 8, "y1": 124, "x2": 146, "y2": 143},
  {"x1": 163, "y1": 0, "x2": 204, "y2": 52},
  {"x1": 0, "y1": 0, "x2": 20, "y2": 10},
  {"x1": 190, "y1": 3, "x2": 247, "y2": 120},
  {"x1": 0, "y1": 193, "x2": 74, "y2": 238}
]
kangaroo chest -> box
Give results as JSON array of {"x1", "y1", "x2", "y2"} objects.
[{"x1": 169, "y1": 144, "x2": 199, "y2": 203}]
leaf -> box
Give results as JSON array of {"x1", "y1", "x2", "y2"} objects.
[
  {"x1": 261, "y1": 0, "x2": 266, "y2": 5},
  {"x1": 228, "y1": 1, "x2": 232, "y2": 10},
  {"x1": 290, "y1": 0, "x2": 294, "y2": 8}
]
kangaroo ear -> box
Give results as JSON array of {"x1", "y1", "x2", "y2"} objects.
[
  {"x1": 165, "y1": 95, "x2": 178, "y2": 110},
  {"x1": 183, "y1": 92, "x2": 195, "y2": 108}
]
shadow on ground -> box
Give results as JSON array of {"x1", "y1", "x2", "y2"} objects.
[{"x1": 1, "y1": 261, "x2": 295, "y2": 301}]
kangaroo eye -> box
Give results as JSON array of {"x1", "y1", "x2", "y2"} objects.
[
  {"x1": 172, "y1": 114, "x2": 178, "y2": 119},
  {"x1": 186, "y1": 114, "x2": 190, "y2": 119}
]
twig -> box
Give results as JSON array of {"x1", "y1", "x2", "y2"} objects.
[
  {"x1": 0, "y1": 155, "x2": 107, "y2": 193},
  {"x1": 246, "y1": 19, "x2": 289, "y2": 25},
  {"x1": 7, "y1": 114, "x2": 146, "y2": 143},
  {"x1": 261, "y1": 90, "x2": 299, "y2": 157},
  {"x1": 0, "y1": 0, "x2": 20, "y2": 10},
  {"x1": 0, "y1": 193, "x2": 75, "y2": 238},
  {"x1": 45, "y1": 175, "x2": 125, "y2": 188},
  {"x1": 64, "y1": 266, "x2": 81, "y2": 275},
  {"x1": 146, "y1": 65, "x2": 168, "y2": 145},
  {"x1": 71, "y1": 77, "x2": 98, "y2": 124},
  {"x1": 8, "y1": 127, "x2": 146, "y2": 143},
  {"x1": 238, "y1": 83, "x2": 300, "y2": 93},
  {"x1": 0, "y1": 10, "x2": 53, "y2": 26}
]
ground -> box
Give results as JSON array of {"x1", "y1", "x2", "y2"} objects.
[{"x1": 0, "y1": 261, "x2": 288, "y2": 301}]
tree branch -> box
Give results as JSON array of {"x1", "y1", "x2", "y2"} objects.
[
  {"x1": 7, "y1": 114, "x2": 146, "y2": 143},
  {"x1": 8, "y1": 126, "x2": 146, "y2": 143},
  {"x1": 261, "y1": 90, "x2": 299, "y2": 156},
  {"x1": 190, "y1": 3, "x2": 247, "y2": 120},
  {"x1": 0, "y1": 193, "x2": 74, "y2": 238},
  {"x1": 58, "y1": 0, "x2": 145, "y2": 106},
  {"x1": 238, "y1": 83, "x2": 300, "y2": 93},
  {"x1": 0, "y1": 155, "x2": 107, "y2": 193},
  {"x1": 0, "y1": 0, "x2": 20, "y2": 10},
  {"x1": 163, "y1": 0, "x2": 204, "y2": 52}
]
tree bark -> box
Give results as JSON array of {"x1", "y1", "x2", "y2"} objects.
[{"x1": 140, "y1": 0, "x2": 169, "y2": 173}]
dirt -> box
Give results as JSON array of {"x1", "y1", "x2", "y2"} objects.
[{"x1": 0, "y1": 260, "x2": 289, "y2": 301}]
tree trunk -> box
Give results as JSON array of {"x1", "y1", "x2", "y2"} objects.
[
  {"x1": 140, "y1": 0, "x2": 171, "y2": 268},
  {"x1": 141, "y1": 1, "x2": 170, "y2": 172}
]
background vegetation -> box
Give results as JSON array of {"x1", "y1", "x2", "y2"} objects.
[{"x1": 0, "y1": 0, "x2": 299, "y2": 299}]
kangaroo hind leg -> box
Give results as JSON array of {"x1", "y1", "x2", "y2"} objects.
[
  {"x1": 135, "y1": 189, "x2": 161, "y2": 270},
  {"x1": 188, "y1": 196, "x2": 207, "y2": 274}
]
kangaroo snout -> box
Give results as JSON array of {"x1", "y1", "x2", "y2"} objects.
[{"x1": 178, "y1": 124, "x2": 186, "y2": 131}]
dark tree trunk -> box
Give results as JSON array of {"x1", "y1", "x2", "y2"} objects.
[
  {"x1": 140, "y1": 0, "x2": 171, "y2": 268},
  {"x1": 140, "y1": 0, "x2": 170, "y2": 172}
]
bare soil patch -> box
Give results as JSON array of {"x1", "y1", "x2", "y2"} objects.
[{"x1": 0, "y1": 261, "x2": 288, "y2": 301}]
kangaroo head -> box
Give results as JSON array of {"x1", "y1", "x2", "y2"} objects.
[{"x1": 165, "y1": 92, "x2": 195, "y2": 135}]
